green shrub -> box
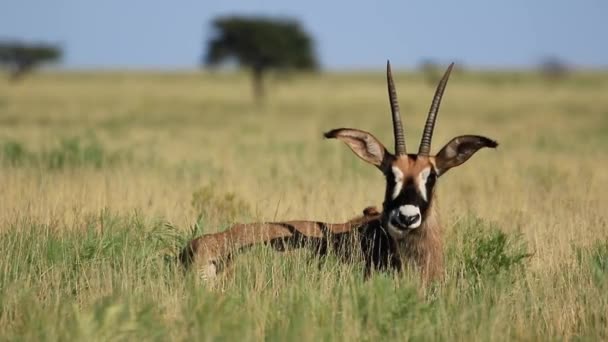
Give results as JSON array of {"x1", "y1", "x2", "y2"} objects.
[
  {"x1": 451, "y1": 215, "x2": 531, "y2": 286},
  {"x1": 1, "y1": 136, "x2": 129, "y2": 169},
  {"x1": 1, "y1": 140, "x2": 27, "y2": 166},
  {"x1": 589, "y1": 241, "x2": 608, "y2": 276},
  {"x1": 575, "y1": 239, "x2": 608, "y2": 287},
  {"x1": 46, "y1": 137, "x2": 107, "y2": 169}
]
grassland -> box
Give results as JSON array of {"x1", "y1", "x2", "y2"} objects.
[{"x1": 0, "y1": 69, "x2": 607, "y2": 341}]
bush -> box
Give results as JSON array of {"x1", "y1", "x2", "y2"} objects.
[
  {"x1": 1, "y1": 136, "x2": 128, "y2": 169},
  {"x1": 451, "y1": 215, "x2": 531, "y2": 286},
  {"x1": 45, "y1": 137, "x2": 107, "y2": 169},
  {"x1": 2, "y1": 140, "x2": 26, "y2": 166},
  {"x1": 575, "y1": 239, "x2": 608, "y2": 287}
]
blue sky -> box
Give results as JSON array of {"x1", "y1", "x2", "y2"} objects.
[{"x1": 1, "y1": 0, "x2": 607, "y2": 70}]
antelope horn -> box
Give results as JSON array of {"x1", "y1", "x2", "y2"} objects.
[
  {"x1": 386, "y1": 61, "x2": 407, "y2": 156},
  {"x1": 418, "y1": 63, "x2": 454, "y2": 156}
]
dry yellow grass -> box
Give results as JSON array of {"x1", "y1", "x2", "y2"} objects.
[{"x1": 0, "y1": 70, "x2": 607, "y2": 340}]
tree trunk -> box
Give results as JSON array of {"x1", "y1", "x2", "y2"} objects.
[
  {"x1": 252, "y1": 66, "x2": 265, "y2": 103},
  {"x1": 8, "y1": 63, "x2": 31, "y2": 82}
]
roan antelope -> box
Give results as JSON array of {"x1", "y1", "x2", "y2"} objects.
[{"x1": 180, "y1": 62, "x2": 498, "y2": 283}]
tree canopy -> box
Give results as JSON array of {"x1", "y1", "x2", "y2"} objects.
[
  {"x1": 203, "y1": 16, "x2": 318, "y2": 100},
  {"x1": 0, "y1": 41, "x2": 62, "y2": 80}
]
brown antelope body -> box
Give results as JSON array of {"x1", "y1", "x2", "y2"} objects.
[{"x1": 181, "y1": 62, "x2": 498, "y2": 283}]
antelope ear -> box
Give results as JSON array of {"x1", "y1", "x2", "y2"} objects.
[
  {"x1": 435, "y1": 135, "x2": 498, "y2": 176},
  {"x1": 324, "y1": 128, "x2": 393, "y2": 172}
]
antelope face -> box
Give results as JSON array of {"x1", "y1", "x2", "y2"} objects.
[
  {"x1": 325, "y1": 62, "x2": 498, "y2": 240},
  {"x1": 384, "y1": 156, "x2": 437, "y2": 236}
]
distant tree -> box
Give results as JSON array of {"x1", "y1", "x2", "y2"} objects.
[
  {"x1": 203, "y1": 16, "x2": 318, "y2": 101},
  {"x1": 0, "y1": 41, "x2": 62, "y2": 81},
  {"x1": 418, "y1": 58, "x2": 441, "y2": 86},
  {"x1": 539, "y1": 56, "x2": 569, "y2": 81}
]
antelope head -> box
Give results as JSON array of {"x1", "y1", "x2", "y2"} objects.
[{"x1": 325, "y1": 62, "x2": 498, "y2": 240}]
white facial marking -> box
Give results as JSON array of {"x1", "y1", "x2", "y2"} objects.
[
  {"x1": 386, "y1": 204, "x2": 422, "y2": 239},
  {"x1": 400, "y1": 205, "x2": 422, "y2": 228},
  {"x1": 400, "y1": 205, "x2": 420, "y2": 217},
  {"x1": 391, "y1": 166, "x2": 404, "y2": 199},
  {"x1": 417, "y1": 167, "x2": 431, "y2": 202}
]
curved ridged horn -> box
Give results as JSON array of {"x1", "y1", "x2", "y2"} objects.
[
  {"x1": 418, "y1": 63, "x2": 454, "y2": 156},
  {"x1": 386, "y1": 61, "x2": 407, "y2": 156}
]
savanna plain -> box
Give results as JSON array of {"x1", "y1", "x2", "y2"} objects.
[{"x1": 0, "y1": 69, "x2": 607, "y2": 341}]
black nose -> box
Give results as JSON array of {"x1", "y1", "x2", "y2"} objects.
[{"x1": 399, "y1": 212, "x2": 421, "y2": 226}]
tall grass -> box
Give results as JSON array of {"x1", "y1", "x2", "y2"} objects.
[{"x1": 0, "y1": 70, "x2": 607, "y2": 340}]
